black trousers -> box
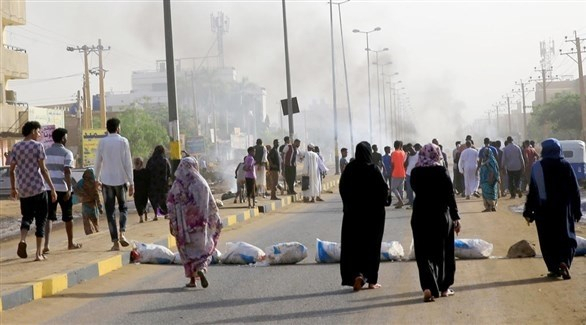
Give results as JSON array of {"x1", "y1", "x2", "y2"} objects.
[
  {"x1": 507, "y1": 169, "x2": 522, "y2": 195},
  {"x1": 285, "y1": 166, "x2": 296, "y2": 194}
]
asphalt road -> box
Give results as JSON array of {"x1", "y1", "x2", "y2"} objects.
[
  {"x1": 4, "y1": 191, "x2": 423, "y2": 325},
  {"x1": 3, "y1": 190, "x2": 585, "y2": 324}
]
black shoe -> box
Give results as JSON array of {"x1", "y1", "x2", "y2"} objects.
[
  {"x1": 517, "y1": 191, "x2": 523, "y2": 198},
  {"x1": 510, "y1": 194, "x2": 516, "y2": 199}
]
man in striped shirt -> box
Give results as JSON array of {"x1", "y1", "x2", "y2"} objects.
[{"x1": 44, "y1": 128, "x2": 82, "y2": 253}]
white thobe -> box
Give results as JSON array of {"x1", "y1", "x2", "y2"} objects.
[
  {"x1": 458, "y1": 147, "x2": 479, "y2": 196},
  {"x1": 302, "y1": 151, "x2": 328, "y2": 198}
]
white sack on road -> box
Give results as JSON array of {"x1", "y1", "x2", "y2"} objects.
[
  {"x1": 131, "y1": 242, "x2": 179, "y2": 264},
  {"x1": 221, "y1": 241, "x2": 266, "y2": 264},
  {"x1": 380, "y1": 241, "x2": 404, "y2": 261},
  {"x1": 315, "y1": 238, "x2": 341, "y2": 263},
  {"x1": 455, "y1": 238, "x2": 493, "y2": 259},
  {"x1": 265, "y1": 242, "x2": 308, "y2": 265}
]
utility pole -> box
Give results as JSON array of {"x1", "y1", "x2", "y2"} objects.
[
  {"x1": 97, "y1": 39, "x2": 110, "y2": 128},
  {"x1": 163, "y1": 0, "x2": 181, "y2": 166},
  {"x1": 561, "y1": 31, "x2": 586, "y2": 141},
  {"x1": 67, "y1": 45, "x2": 93, "y2": 129},
  {"x1": 68, "y1": 41, "x2": 110, "y2": 129},
  {"x1": 493, "y1": 103, "x2": 501, "y2": 137},
  {"x1": 503, "y1": 95, "x2": 512, "y2": 135},
  {"x1": 512, "y1": 79, "x2": 533, "y2": 140},
  {"x1": 534, "y1": 66, "x2": 554, "y2": 105}
]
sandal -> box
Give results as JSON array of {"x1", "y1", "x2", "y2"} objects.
[
  {"x1": 559, "y1": 263, "x2": 571, "y2": 280},
  {"x1": 69, "y1": 243, "x2": 82, "y2": 250},
  {"x1": 353, "y1": 275, "x2": 364, "y2": 292},
  {"x1": 17, "y1": 242, "x2": 27, "y2": 259},
  {"x1": 42, "y1": 248, "x2": 50, "y2": 254},
  {"x1": 197, "y1": 270, "x2": 208, "y2": 288},
  {"x1": 368, "y1": 283, "x2": 382, "y2": 289},
  {"x1": 423, "y1": 289, "x2": 435, "y2": 302}
]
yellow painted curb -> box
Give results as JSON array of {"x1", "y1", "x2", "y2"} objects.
[
  {"x1": 97, "y1": 255, "x2": 123, "y2": 275},
  {"x1": 167, "y1": 234, "x2": 177, "y2": 249},
  {"x1": 32, "y1": 282, "x2": 43, "y2": 300},
  {"x1": 243, "y1": 210, "x2": 251, "y2": 221},
  {"x1": 226, "y1": 215, "x2": 237, "y2": 226},
  {"x1": 41, "y1": 274, "x2": 68, "y2": 297}
]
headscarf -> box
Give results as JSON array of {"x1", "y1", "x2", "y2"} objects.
[
  {"x1": 540, "y1": 138, "x2": 563, "y2": 160},
  {"x1": 481, "y1": 146, "x2": 498, "y2": 167},
  {"x1": 354, "y1": 141, "x2": 373, "y2": 165},
  {"x1": 133, "y1": 157, "x2": 144, "y2": 170},
  {"x1": 416, "y1": 143, "x2": 443, "y2": 167},
  {"x1": 168, "y1": 157, "x2": 220, "y2": 243},
  {"x1": 532, "y1": 138, "x2": 564, "y2": 202},
  {"x1": 75, "y1": 168, "x2": 100, "y2": 203},
  {"x1": 174, "y1": 156, "x2": 199, "y2": 185}
]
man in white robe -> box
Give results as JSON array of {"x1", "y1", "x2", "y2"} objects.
[
  {"x1": 458, "y1": 140, "x2": 479, "y2": 199},
  {"x1": 302, "y1": 144, "x2": 328, "y2": 202}
]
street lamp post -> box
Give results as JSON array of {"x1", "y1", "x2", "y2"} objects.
[
  {"x1": 281, "y1": 0, "x2": 295, "y2": 140},
  {"x1": 332, "y1": 0, "x2": 354, "y2": 157},
  {"x1": 329, "y1": 0, "x2": 341, "y2": 174},
  {"x1": 381, "y1": 67, "x2": 396, "y2": 142},
  {"x1": 353, "y1": 27, "x2": 381, "y2": 144},
  {"x1": 371, "y1": 48, "x2": 388, "y2": 144}
]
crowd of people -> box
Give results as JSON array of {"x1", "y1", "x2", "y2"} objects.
[
  {"x1": 234, "y1": 136, "x2": 329, "y2": 208},
  {"x1": 7, "y1": 118, "x2": 582, "y2": 293},
  {"x1": 338, "y1": 135, "x2": 582, "y2": 302}
]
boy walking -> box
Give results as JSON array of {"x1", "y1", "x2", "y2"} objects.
[{"x1": 9, "y1": 121, "x2": 57, "y2": 261}]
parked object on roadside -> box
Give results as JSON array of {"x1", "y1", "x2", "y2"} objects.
[
  {"x1": 455, "y1": 238, "x2": 493, "y2": 259},
  {"x1": 130, "y1": 242, "x2": 179, "y2": 264},
  {"x1": 380, "y1": 241, "x2": 404, "y2": 261},
  {"x1": 265, "y1": 242, "x2": 307, "y2": 265},
  {"x1": 221, "y1": 241, "x2": 266, "y2": 264},
  {"x1": 506, "y1": 239, "x2": 536, "y2": 258},
  {"x1": 315, "y1": 238, "x2": 341, "y2": 263}
]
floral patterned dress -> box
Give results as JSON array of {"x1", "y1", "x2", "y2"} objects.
[{"x1": 167, "y1": 157, "x2": 223, "y2": 277}]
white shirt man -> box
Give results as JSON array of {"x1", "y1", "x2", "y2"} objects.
[
  {"x1": 458, "y1": 141, "x2": 479, "y2": 199},
  {"x1": 301, "y1": 144, "x2": 328, "y2": 202},
  {"x1": 94, "y1": 118, "x2": 134, "y2": 251}
]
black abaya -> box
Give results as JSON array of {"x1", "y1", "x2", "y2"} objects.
[
  {"x1": 339, "y1": 142, "x2": 390, "y2": 286},
  {"x1": 410, "y1": 165, "x2": 460, "y2": 297}
]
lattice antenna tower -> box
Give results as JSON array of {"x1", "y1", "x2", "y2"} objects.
[
  {"x1": 211, "y1": 12, "x2": 230, "y2": 68},
  {"x1": 539, "y1": 39, "x2": 556, "y2": 78}
]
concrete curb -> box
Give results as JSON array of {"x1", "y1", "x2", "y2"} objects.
[{"x1": 0, "y1": 179, "x2": 339, "y2": 312}]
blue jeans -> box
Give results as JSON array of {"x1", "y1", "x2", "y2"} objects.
[
  {"x1": 406, "y1": 175, "x2": 414, "y2": 205},
  {"x1": 102, "y1": 184, "x2": 128, "y2": 242}
]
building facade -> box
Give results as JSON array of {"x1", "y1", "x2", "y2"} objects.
[{"x1": 1, "y1": 0, "x2": 28, "y2": 165}]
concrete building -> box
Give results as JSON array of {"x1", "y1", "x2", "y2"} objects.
[
  {"x1": 106, "y1": 62, "x2": 267, "y2": 154},
  {"x1": 533, "y1": 78, "x2": 582, "y2": 106},
  {"x1": 1, "y1": 0, "x2": 28, "y2": 164}
]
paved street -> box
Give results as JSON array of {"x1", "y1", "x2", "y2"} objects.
[{"x1": 1, "y1": 185, "x2": 585, "y2": 324}]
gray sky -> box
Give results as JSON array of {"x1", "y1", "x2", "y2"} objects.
[{"x1": 6, "y1": 0, "x2": 586, "y2": 145}]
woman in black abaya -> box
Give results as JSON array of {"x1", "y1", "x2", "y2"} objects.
[
  {"x1": 523, "y1": 138, "x2": 582, "y2": 280},
  {"x1": 339, "y1": 141, "x2": 391, "y2": 291},
  {"x1": 410, "y1": 143, "x2": 461, "y2": 302}
]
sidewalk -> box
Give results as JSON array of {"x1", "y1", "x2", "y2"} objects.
[{"x1": 0, "y1": 175, "x2": 340, "y2": 312}]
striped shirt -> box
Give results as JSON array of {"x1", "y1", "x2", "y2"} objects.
[{"x1": 45, "y1": 143, "x2": 74, "y2": 192}]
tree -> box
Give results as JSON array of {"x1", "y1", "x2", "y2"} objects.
[
  {"x1": 117, "y1": 108, "x2": 170, "y2": 159},
  {"x1": 528, "y1": 92, "x2": 581, "y2": 140}
]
